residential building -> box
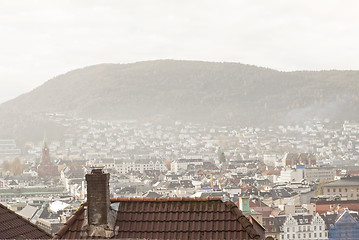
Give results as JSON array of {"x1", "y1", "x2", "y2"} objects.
[
  {"x1": 326, "y1": 209, "x2": 359, "y2": 239},
  {"x1": 88, "y1": 158, "x2": 167, "y2": 174},
  {"x1": 279, "y1": 213, "x2": 328, "y2": 240},
  {"x1": 282, "y1": 153, "x2": 316, "y2": 167},
  {"x1": 323, "y1": 176, "x2": 359, "y2": 200},
  {"x1": 171, "y1": 158, "x2": 204, "y2": 173},
  {"x1": 305, "y1": 167, "x2": 336, "y2": 182},
  {"x1": 0, "y1": 139, "x2": 21, "y2": 158},
  {"x1": 311, "y1": 196, "x2": 359, "y2": 214}
]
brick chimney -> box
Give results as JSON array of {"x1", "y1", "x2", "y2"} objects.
[{"x1": 85, "y1": 168, "x2": 115, "y2": 237}]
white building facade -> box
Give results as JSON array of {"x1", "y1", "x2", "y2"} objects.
[{"x1": 280, "y1": 213, "x2": 328, "y2": 240}]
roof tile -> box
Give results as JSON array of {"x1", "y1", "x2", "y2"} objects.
[
  {"x1": 55, "y1": 197, "x2": 262, "y2": 239},
  {"x1": 0, "y1": 203, "x2": 52, "y2": 239}
]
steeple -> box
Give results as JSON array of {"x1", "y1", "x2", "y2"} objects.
[
  {"x1": 37, "y1": 132, "x2": 58, "y2": 178},
  {"x1": 43, "y1": 131, "x2": 48, "y2": 148}
]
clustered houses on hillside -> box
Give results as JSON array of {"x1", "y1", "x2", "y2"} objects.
[
  {"x1": 7, "y1": 115, "x2": 359, "y2": 170},
  {"x1": 0, "y1": 139, "x2": 21, "y2": 160},
  {"x1": 0, "y1": 114, "x2": 359, "y2": 238}
]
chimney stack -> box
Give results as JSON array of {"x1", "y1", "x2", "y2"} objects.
[{"x1": 86, "y1": 168, "x2": 110, "y2": 227}]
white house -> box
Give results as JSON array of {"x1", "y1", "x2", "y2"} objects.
[{"x1": 280, "y1": 213, "x2": 328, "y2": 240}]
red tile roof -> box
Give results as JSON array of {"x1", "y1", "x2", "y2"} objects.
[
  {"x1": 0, "y1": 203, "x2": 52, "y2": 239},
  {"x1": 261, "y1": 170, "x2": 280, "y2": 176},
  {"x1": 54, "y1": 197, "x2": 263, "y2": 239}
]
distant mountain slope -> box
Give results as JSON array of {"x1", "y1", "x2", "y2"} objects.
[{"x1": 1, "y1": 60, "x2": 359, "y2": 125}]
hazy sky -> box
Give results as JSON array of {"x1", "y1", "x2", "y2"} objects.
[{"x1": 1, "y1": 0, "x2": 359, "y2": 103}]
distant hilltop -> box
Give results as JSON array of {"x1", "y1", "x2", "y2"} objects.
[{"x1": 1, "y1": 60, "x2": 359, "y2": 125}]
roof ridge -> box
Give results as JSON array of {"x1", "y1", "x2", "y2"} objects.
[
  {"x1": 226, "y1": 201, "x2": 261, "y2": 239},
  {"x1": 110, "y1": 196, "x2": 222, "y2": 202},
  {"x1": 53, "y1": 203, "x2": 86, "y2": 239}
]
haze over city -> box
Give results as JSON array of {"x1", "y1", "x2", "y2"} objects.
[
  {"x1": 1, "y1": 0, "x2": 359, "y2": 103},
  {"x1": 0, "y1": 1, "x2": 359, "y2": 239}
]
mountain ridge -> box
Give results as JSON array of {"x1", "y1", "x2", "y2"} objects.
[{"x1": 1, "y1": 60, "x2": 359, "y2": 126}]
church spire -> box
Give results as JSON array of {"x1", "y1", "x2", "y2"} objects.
[{"x1": 43, "y1": 131, "x2": 48, "y2": 148}]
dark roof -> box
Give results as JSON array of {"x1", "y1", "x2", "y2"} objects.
[
  {"x1": 321, "y1": 211, "x2": 359, "y2": 228},
  {"x1": 199, "y1": 192, "x2": 227, "y2": 197},
  {"x1": 54, "y1": 197, "x2": 262, "y2": 239},
  {"x1": 241, "y1": 187, "x2": 260, "y2": 197},
  {"x1": 0, "y1": 203, "x2": 52, "y2": 239},
  {"x1": 117, "y1": 186, "x2": 137, "y2": 194},
  {"x1": 323, "y1": 177, "x2": 359, "y2": 187},
  {"x1": 270, "y1": 187, "x2": 298, "y2": 200},
  {"x1": 179, "y1": 180, "x2": 194, "y2": 188},
  {"x1": 321, "y1": 214, "x2": 337, "y2": 227},
  {"x1": 142, "y1": 191, "x2": 163, "y2": 198}
]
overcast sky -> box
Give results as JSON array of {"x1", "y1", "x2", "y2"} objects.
[{"x1": 0, "y1": 0, "x2": 358, "y2": 103}]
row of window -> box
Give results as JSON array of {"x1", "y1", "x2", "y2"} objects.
[
  {"x1": 286, "y1": 225, "x2": 322, "y2": 232},
  {"x1": 327, "y1": 187, "x2": 359, "y2": 193},
  {"x1": 281, "y1": 231, "x2": 327, "y2": 239}
]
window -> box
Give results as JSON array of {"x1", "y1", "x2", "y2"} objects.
[
  {"x1": 319, "y1": 226, "x2": 322, "y2": 230},
  {"x1": 309, "y1": 233, "x2": 311, "y2": 238},
  {"x1": 292, "y1": 234, "x2": 295, "y2": 239},
  {"x1": 320, "y1": 232, "x2": 322, "y2": 237},
  {"x1": 287, "y1": 234, "x2": 289, "y2": 239},
  {"x1": 298, "y1": 234, "x2": 300, "y2": 238},
  {"x1": 339, "y1": 188, "x2": 342, "y2": 192},
  {"x1": 314, "y1": 226, "x2": 316, "y2": 230},
  {"x1": 314, "y1": 233, "x2": 317, "y2": 238},
  {"x1": 299, "y1": 226, "x2": 301, "y2": 231},
  {"x1": 303, "y1": 233, "x2": 306, "y2": 238},
  {"x1": 333, "y1": 188, "x2": 336, "y2": 192},
  {"x1": 287, "y1": 228, "x2": 289, "y2": 232}
]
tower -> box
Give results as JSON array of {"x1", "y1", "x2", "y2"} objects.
[{"x1": 37, "y1": 134, "x2": 58, "y2": 178}]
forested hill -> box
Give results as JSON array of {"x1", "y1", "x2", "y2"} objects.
[{"x1": 1, "y1": 60, "x2": 359, "y2": 125}]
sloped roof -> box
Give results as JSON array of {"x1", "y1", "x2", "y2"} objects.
[
  {"x1": 323, "y1": 177, "x2": 359, "y2": 187},
  {"x1": 142, "y1": 191, "x2": 163, "y2": 198},
  {"x1": 270, "y1": 187, "x2": 298, "y2": 200},
  {"x1": 54, "y1": 197, "x2": 262, "y2": 239},
  {"x1": 18, "y1": 205, "x2": 39, "y2": 220},
  {"x1": 0, "y1": 203, "x2": 52, "y2": 239}
]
